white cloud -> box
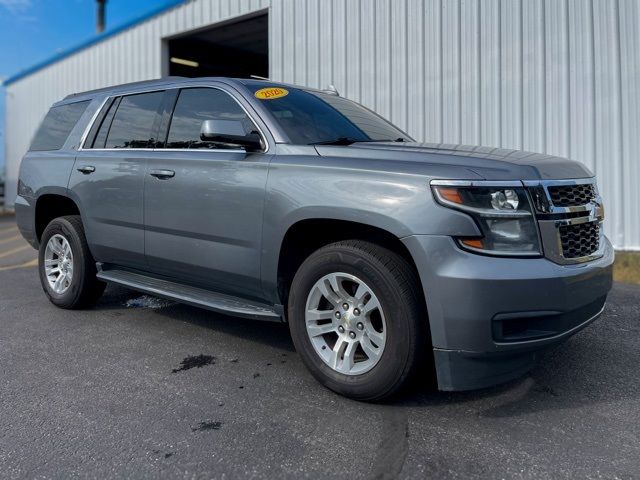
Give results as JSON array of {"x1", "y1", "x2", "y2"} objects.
[{"x1": 0, "y1": 0, "x2": 32, "y2": 14}]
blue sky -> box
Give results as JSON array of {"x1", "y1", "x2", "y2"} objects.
[{"x1": 0, "y1": 0, "x2": 176, "y2": 171}]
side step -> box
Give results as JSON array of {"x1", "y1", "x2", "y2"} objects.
[{"x1": 96, "y1": 266, "x2": 282, "y2": 321}]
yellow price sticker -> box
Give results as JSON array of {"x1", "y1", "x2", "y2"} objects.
[{"x1": 254, "y1": 87, "x2": 289, "y2": 100}]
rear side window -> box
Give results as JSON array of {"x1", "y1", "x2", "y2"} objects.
[
  {"x1": 165, "y1": 88, "x2": 253, "y2": 149},
  {"x1": 104, "y1": 91, "x2": 164, "y2": 148},
  {"x1": 89, "y1": 97, "x2": 120, "y2": 149},
  {"x1": 30, "y1": 100, "x2": 90, "y2": 151}
]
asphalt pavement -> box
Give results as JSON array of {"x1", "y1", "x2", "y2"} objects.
[
  {"x1": 0, "y1": 215, "x2": 639, "y2": 479},
  {"x1": 0, "y1": 216, "x2": 37, "y2": 270}
]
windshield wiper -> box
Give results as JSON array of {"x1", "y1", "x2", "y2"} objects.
[
  {"x1": 311, "y1": 137, "x2": 407, "y2": 146},
  {"x1": 359, "y1": 138, "x2": 406, "y2": 143},
  {"x1": 310, "y1": 137, "x2": 361, "y2": 146}
]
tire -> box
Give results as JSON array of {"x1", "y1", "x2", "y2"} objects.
[
  {"x1": 38, "y1": 215, "x2": 106, "y2": 309},
  {"x1": 288, "y1": 240, "x2": 427, "y2": 401}
]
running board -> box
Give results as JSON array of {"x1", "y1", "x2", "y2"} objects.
[{"x1": 96, "y1": 266, "x2": 281, "y2": 321}]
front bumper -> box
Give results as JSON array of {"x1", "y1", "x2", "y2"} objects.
[{"x1": 402, "y1": 235, "x2": 614, "y2": 391}]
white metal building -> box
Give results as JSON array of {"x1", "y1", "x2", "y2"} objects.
[{"x1": 3, "y1": 0, "x2": 639, "y2": 249}]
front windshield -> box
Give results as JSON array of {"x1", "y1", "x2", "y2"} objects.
[{"x1": 247, "y1": 85, "x2": 412, "y2": 145}]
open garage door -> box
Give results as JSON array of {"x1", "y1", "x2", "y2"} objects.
[{"x1": 167, "y1": 13, "x2": 268, "y2": 78}]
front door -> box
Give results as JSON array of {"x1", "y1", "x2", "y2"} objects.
[
  {"x1": 69, "y1": 91, "x2": 165, "y2": 269},
  {"x1": 144, "y1": 86, "x2": 271, "y2": 298}
]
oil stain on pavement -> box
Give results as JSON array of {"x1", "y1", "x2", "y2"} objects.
[
  {"x1": 171, "y1": 354, "x2": 216, "y2": 373},
  {"x1": 192, "y1": 421, "x2": 223, "y2": 432},
  {"x1": 152, "y1": 449, "x2": 175, "y2": 459}
]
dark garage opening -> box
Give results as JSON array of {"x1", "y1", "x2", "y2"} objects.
[{"x1": 167, "y1": 13, "x2": 268, "y2": 79}]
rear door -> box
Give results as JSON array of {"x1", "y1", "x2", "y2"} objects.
[
  {"x1": 143, "y1": 86, "x2": 272, "y2": 298},
  {"x1": 69, "y1": 91, "x2": 164, "y2": 269}
]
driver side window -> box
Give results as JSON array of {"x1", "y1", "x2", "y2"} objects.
[{"x1": 165, "y1": 88, "x2": 254, "y2": 149}]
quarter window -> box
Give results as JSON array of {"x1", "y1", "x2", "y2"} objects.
[
  {"x1": 30, "y1": 100, "x2": 90, "y2": 151},
  {"x1": 165, "y1": 88, "x2": 254, "y2": 149},
  {"x1": 104, "y1": 91, "x2": 164, "y2": 149}
]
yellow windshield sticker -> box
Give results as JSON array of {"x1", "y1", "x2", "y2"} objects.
[{"x1": 255, "y1": 87, "x2": 289, "y2": 100}]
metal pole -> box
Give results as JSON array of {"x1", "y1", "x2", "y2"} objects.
[{"x1": 96, "y1": 0, "x2": 107, "y2": 34}]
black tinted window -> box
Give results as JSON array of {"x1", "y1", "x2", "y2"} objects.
[
  {"x1": 166, "y1": 88, "x2": 253, "y2": 149},
  {"x1": 105, "y1": 92, "x2": 164, "y2": 148},
  {"x1": 319, "y1": 94, "x2": 408, "y2": 140},
  {"x1": 90, "y1": 97, "x2": 119, "y2": 149},
  {"x1": 30, "y1": 100, "x2": 90, "y2": 151},
  {"x1": 247, "y1": 86, "x2": 409, "y2": 145}
]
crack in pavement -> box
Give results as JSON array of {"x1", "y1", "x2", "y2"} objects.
[{"x1": 370, "y1": 408, "x2": 409, "y2": 480}]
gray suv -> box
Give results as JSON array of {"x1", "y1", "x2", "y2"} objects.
[{"x1": 16, "y1": 78, "x2": 613, "y2": 400}]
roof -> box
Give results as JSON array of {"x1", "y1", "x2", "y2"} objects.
[
  {"x1": 2, "y1": 0, "x2": 187, "y2": 87},
  {"x1": 54, "y1": 77, "x2": 342, "y2": 107}
]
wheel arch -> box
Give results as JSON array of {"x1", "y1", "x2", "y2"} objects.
[
  {"x1": 272, "y1": 216, "x2": 423, "y2": 311},
  {"x1": 34, "y1": 193, "x2": 81, "y2": 242}
]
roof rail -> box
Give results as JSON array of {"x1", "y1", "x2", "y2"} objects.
[{"x1": 63, "y1": 77, "x2": 186, "y2": 100}]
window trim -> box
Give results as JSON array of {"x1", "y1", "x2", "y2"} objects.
[
  {"x1": 87, "y1": 96, "x2": 122, "y2": 149},
  {"x1": 99, "y1": 96, "x2": 123, "y2": 149},
  {"x1": 78, "y1": 96, "x2": 112, "y2": 149},
  {"x1": 78, "y1": 85, "x2": 270, "y2": 154}
]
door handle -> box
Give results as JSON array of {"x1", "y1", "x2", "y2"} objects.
[
  {"x1": 77, "y1": 165, "x2": 95, "y2": 174},
  {"x1": 149, "y1": 169, "x2": 175, "y2": 179}
]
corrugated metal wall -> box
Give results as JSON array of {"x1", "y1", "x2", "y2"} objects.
[{"x1": 5, "y1": 0, "x2": 639, "y2": 249}]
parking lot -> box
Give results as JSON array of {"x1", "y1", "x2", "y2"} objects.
[
  {"x1": 0, "y1": 217, "x2": 37, "y2": 271},
  {"x1": 0, "y1": 215, "x2": 639, "y2": 479}
]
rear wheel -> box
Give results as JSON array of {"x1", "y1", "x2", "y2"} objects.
[
  {"x1": 38, "y1": 215, "x2": 105, "y2": 309},
  {"x1": 288, "y1": 240, "x2": 427, "y2": 401}
]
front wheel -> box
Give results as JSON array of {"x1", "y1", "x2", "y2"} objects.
[
  {"x1": 39, "y1": 215, "x2": 106, "y2": 309},
  {"x1": 288, "y1": 240, "x2": 427, "y2": 401}
]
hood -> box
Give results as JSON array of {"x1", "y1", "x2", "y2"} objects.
[{"x1": 314, "y1": 142, "x2": 593, "y2": 180}]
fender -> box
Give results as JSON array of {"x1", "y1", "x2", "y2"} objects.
[{"x1": 259, "y1": 160, "x2": 481, "y2": 302}]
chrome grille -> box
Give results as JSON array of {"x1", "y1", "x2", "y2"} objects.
[
  {"x1": 548, "y1": 184, "x2": 596, "y2": 207},
  {"x1": 524, "y1": 178, "x2": 604, "y2": 265},
  {"x1": 559, "y1": 221, "x2": 600, "y2": 259}
]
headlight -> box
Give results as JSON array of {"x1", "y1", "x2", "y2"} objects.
[{"x1": 431, "y1": 181, "x2": 541, "y2": 256}]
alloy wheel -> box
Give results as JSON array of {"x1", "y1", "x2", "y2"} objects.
[
  {"x1": 44, "y1": 234, "x2": 74, "y2": 294},
  {"x1": 304, "y1": 272, "x2": 387, "y2": 375}
]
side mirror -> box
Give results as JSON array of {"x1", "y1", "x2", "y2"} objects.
[{"x1": 200, "y1": 120, "x2": 263, "y2": 151}]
